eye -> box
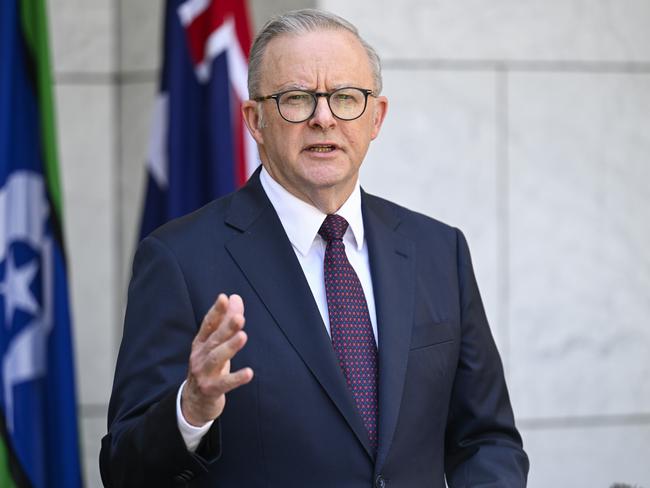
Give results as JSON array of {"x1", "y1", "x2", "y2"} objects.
[
  {"x1": 280, "y1": 91, "x2": 312, "y2": 104},
  {"x1": 332, "y1": 90, "x2": 362, "y2": 104}
]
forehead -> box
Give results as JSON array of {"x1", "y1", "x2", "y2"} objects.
[{"x1": 260, "y1": 29, "x2": 374, "y2": 91}]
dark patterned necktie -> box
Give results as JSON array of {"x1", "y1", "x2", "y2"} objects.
[{"x1": 318, "y1": 214, "x2": 378, "y2": 452}]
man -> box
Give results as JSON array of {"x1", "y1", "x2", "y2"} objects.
[{"x1": 101, "y1": 9, "x2": 529, "y2": 487}]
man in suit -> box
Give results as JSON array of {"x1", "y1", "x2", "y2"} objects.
[{"x1": 100, "y1": 9, "x2": 529, "y2": 487}]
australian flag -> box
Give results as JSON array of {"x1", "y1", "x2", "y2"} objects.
[
  {"x1": 139, "y1": 0, "x2": 256, "y2": 239},
  {"x1": 0, "y1": 0, "x2": 83, "y2": 487}
]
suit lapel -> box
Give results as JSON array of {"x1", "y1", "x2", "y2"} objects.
[
  {"x1": 223, "y1": 173, "x2": 375, "y2": 459},
  {"x1": 362, "y1": 192, "x2": 416, "y2": 471}
]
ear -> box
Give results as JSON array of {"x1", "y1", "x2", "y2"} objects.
[
  {"x1": 242, "y1": 100, "x2": 265, "y2": 144},
  {"x1": 370, "y1": 95, "x2": 388, "y2": 140}
]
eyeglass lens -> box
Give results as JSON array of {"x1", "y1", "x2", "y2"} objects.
[{"x1": 277, "y1": 88, "x2": 368, "y2": 122}]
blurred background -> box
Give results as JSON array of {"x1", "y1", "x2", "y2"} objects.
[{"x1": 45, "y1": 0, "x2": 649, "y2": 486}]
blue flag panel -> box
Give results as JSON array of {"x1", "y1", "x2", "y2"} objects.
[
  {"x1": 139, "y1": 0, "x2": 254, "y2": 240},
  {"x1": 0, "y1": 0, "x2": 83, "y2": 486}
]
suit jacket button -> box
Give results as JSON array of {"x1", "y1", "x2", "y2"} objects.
[{"x1": 375, "y1": 474, "x2": 386, "y2": 488}]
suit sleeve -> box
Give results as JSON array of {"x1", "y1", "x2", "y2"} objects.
[
  {"x1": 99, "y1": 235, "x2": 221, "y2": 487},
  {"x1": 444, "y1": 229, "x2": 529, "y2": 487}
]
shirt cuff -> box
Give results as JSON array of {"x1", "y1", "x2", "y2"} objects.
[{"x1": 176, "y1": 380, "x2": 214, "y2": 452}]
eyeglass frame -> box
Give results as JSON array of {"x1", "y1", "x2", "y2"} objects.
[{"x1": 253, "y1": 87, "x2": 377, "y2": 123}]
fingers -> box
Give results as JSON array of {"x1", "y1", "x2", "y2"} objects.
[
  {"x1": 195, "y1": 293, "x2": 229, "y2": 342},
  {"x1": 190, "y1": 293, "x2": 251, "y2": 383},
  {"x1": 190, "y1": 331, "x2": 253, "y2": 396},
  {"x1": 218, "y1": 366, "x2": 254, "y2": 395},
  {"x1": 205, "y1": 295, "x2": 246, "y2": 349},
  {"x1": 204, "y1": 328, "x2": 249, "y2": 375},
  {"x1": 184, "y1": 293, "x2": 252, "y2": 423},
  {"x1": 195, "y1": 293, "x2": 245, "y2": 345},
  {"x1": 228, "y1": 293, "x2": 244, "y2": 315}
]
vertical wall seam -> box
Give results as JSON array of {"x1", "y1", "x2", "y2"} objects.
[
  {"x1": 113, "y1": 0, "x2": 124, "y2": 359},
  {"x1": 495, "y1": 66, "x2": 510, "y2": 378}
]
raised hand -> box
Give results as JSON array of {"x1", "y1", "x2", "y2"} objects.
[{"x1": 181, "y1": 294, "x2": 254, "y2": 426}]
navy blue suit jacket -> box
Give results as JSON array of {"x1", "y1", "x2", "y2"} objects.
[{"x1": 100, "y1": 170, "x2": 528, "y2": 487}]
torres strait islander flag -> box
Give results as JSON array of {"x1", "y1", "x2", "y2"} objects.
[
  {"x1": 139, "y1": 0, "x2": 256, "y2": 239},
  {"x1": 0, "y1": 0, "x2": 83, "y2": 487}
]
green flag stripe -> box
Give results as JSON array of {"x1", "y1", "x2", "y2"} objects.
[
  {"x1": 18, "y1": 0, "x2": 63, "y2": 224},
  {"x1": 0, "y1": 437, "x2": 18, "y2": 488},
  {"x1": 0, "y1": 414, "x2": 33, "y2": 488}
]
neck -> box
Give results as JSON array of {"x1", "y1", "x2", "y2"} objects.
[{"x1": 305, "y1": 186, "x2": 353, "y2": 214}]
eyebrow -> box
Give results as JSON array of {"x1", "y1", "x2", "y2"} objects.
[
  {"x1": 273, "y1": 83, "x2": 311, "y2": 92},
  {"x1": 273, "y1": 83, "x2": 361, "y2": 93}
]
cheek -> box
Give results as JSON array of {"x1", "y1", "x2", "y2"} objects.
[
  {"x1": 271, "y1": 126, "x2": 302, "y2": 150},
  {"x1": 265, "y1": 128, "x2": 295, "y2": 155},
  {"x1": 347, "y1": 126, "x2": 373, "y2": 151}
]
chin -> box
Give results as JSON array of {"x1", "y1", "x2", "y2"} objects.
[
  {"x1": 305, "y1": 157, "x2": 356, "y2": 179},
  {"x1": 302, "y1": 166, "x2": 353, "y2": 189}
]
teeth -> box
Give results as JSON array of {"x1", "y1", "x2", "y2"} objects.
[{"x1": 309, "y1": 145, "x2": 334, "y2": 152}]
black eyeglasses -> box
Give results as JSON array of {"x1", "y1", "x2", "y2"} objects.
[{"x1": 254, "y1": 87, "x2": 376, "y2": 123}]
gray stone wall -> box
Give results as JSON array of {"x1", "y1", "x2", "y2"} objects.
[
  {"x1": 49, "y1": 0, "x2": 649, "y2": 486},
  {"x1": 50, "y1": 1, "x2": 117, "y2": 485}
]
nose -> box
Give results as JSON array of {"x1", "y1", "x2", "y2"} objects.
[{"x1": 308, "y1": 95, "x2": 336, "y2": 130}]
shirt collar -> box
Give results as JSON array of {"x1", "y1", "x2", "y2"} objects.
[{"x1": 259, "y1": 167, "x2": 365, "y2": 256}]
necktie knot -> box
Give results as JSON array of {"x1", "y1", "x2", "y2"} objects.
[{"x1": 318, "y1": 214, "x2": 349, "y2": 242}]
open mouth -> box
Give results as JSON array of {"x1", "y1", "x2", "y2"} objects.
[{"x1": 306, "y1": 144, "x2": 337, "y2": 153}]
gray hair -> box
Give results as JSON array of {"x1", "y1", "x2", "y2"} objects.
[{"x1": 247, "y1": 9, "x2": 383, "y2": 98}]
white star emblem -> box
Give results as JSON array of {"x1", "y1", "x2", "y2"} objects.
[
  {"x1": 0, "y1": 250, "x2": 39, "y2": 327},
  {"x1": 1, "y1": 171, "x2": 53, "y2": 433}
]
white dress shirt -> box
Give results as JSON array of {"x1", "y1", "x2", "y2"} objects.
[{"x1": 177, "y1": 167, "x2": 378, "y2": 451}]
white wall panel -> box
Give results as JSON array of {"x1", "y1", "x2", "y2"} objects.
[
  {"x1": 249, "y1": 0, "x2": 317, "y2": 31},
  {"x1": 80, "y1": 414, "x2": 106, "y2": 488},
  {"x1": 320, "y1": 0, "x2": 650, "y2": 63},
  {"x1": 118, "y1": 82, "x2": 157, "y2": 299},
  {"x1": 56, "y1": 83, "x2": 117, "y2": 407},
  {"x1": 522, "y1": 423, "x2": 650, "y2": 487},
  {"x1": 507, "y1": 72, "x2": 650, "y2": 419},
  {"x1": 118, "y1": 0, "x2": 163, "y2": 73},
  {"x1": 49, "y1": 0, "x2": 115, "y2": 74}
]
